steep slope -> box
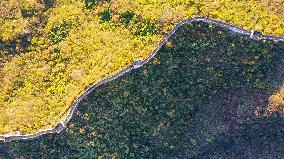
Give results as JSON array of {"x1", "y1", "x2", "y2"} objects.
[
  {"x1": 0, "y1": 0, "x2": 284, "y2": 134},
  {"x1": 1, "y1": 21, "x2": 283, "y2": 158}
]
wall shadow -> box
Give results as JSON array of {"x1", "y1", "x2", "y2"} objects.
[{"x1": 0, "y1": 21, "x2": 284, "y2": 158}]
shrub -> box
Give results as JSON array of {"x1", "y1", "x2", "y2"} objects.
[
  {"x1": 42, "y1": 0, "x2": 55, "y2": 9},
  {"x1": 119, "y1": 11, "x2": 136, "y2": 26},
  {"x1": 84, "y1": 0, "x2": 111, "y2": 9},
  {"x1": 48, "y1": 20, "x2": 71, "y2": 44},
  {"x1": 100, "y1": 9, "x2": 112, "y2": 22},
  {"x1": 84, "y1": 0, "x2": 97, "y2": 9},
  {"x1": 135, "y1": 20, "x2": 158, "y2": 36}
]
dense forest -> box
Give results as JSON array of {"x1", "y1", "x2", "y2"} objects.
[
  {"x1": 0, "y1": 0, "x2": 284, "y2": 135},
  {"x1": 1, "y1": 21, "x2": 284, "y2": 158}
]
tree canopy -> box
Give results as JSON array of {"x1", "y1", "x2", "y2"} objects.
[{"x1": 0, "y1": 0, "x2": 284, "y2": 134}]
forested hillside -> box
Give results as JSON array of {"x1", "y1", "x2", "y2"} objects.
[
  {"x1": 0, "y1": 0, "x2": 284, "y2": 134},
  {"x1": 1, "y1": 21, "x2": 284, "y2": 159}
]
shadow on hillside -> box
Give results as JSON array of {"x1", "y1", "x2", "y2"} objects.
[
  {"x1": 0, "y1": 33, "x2": 31, "y2": 56},
  {"x1": 0, "y1": 21, "x2": 284, "y2": 159},
  {"x1": 197, "y1": 116, "x2": 284, "y2": 159}
]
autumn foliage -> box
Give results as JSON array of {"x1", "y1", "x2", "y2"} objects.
[{"x1": 0, "y1": 0, "x2": 284, "y2": 134}]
